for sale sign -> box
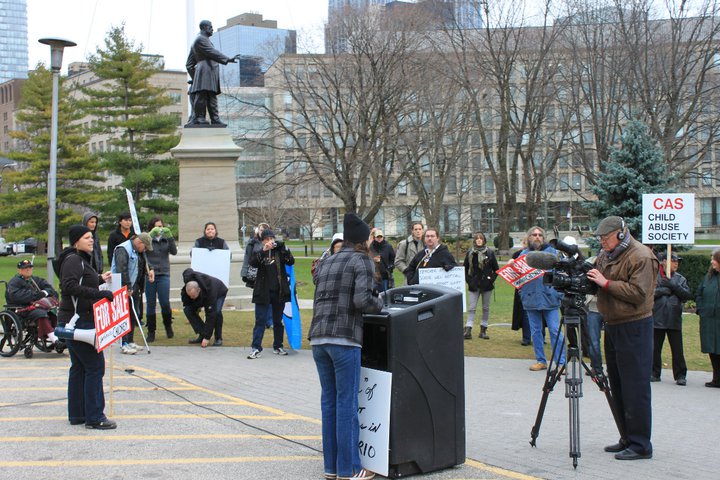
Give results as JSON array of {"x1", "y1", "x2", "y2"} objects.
[
  {"x1": 93, "y1": 286, "x2": 132, "y2": 352},
  {"x1": 496, "y1": 254, "x2": 544, "y2": 290},
  {"x1": 642, "y1": 194, "x2": 695, "y2": 244}
]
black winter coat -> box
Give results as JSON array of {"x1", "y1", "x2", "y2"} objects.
[
  {"x1": 653, "y1": 269, "x2": 691, "y2": 330},
  {"x1": 249, "y1": 242, "x2": 294, "y2": 304},
  {"x1": 369, "y1": 239, "x2": 395, "y2": 281},
  {"x1": 194, "y1": 235, "x2": 229, "y2": 251},
  {"x1": 107, "y1": 227, "x2": 134, "y2": 266},
  {"x1": 181, "y1": 268, "x2": 228, "y2": 338},
  {"x1": 407, "y1": 244, "x2": 457, "y2": 285},
  {"x1": 464, "y1": 247, "x2": 499, "y2": 292},
  {"x1": 57, "y1": 249, "x2": 108, "y2": 330}
]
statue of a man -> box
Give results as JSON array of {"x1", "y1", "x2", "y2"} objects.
[{"x1": 185, "y1": 20, "x2": 239, "y2": 127}]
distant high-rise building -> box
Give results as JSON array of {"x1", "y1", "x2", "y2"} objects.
[
  {"x1": 212, "y1": 13, "x2": 297, "y2": 88},
  {"x1": 326, "y1": 0, "x2": 482, "y2": 52},
  {"x1": 0, "y1": 0, "x2": 29, "y2": 82}
]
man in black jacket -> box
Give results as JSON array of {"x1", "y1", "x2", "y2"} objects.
[
  {"x1": 6, "y1": 259, "x2": 60, "y2": 346},
  {"x1": 369, "y1": 229, "x2": 395, "y2": 293},
  {"x1": 182, "y1": 268, "x2": 228, "y2": 348},
  {"x1": 247, "y1": 229, "x2": 294, "y2": 359},
  {"x1": 407, "y1": 228, "x2": 456, "y2": 285}
]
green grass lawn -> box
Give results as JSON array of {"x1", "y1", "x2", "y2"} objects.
[{"x1": 1, "y1": 254, "x2": 712, "y2": 372}]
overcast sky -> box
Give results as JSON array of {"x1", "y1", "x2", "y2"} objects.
[{"x1": 27, "y1": 0, "x2": 328, "y2": 73}]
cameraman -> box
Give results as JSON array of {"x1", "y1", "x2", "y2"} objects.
[
  {"x1": 587, "y1": 216, "x2": 658, "y2": 461},
  {"x1": 247, "y1": 229, "x2": 295, "y2": 359}
]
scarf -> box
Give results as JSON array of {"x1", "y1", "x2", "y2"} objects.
[{"x1": 467, "y1": 245, "x2": 488, "y2": 276}]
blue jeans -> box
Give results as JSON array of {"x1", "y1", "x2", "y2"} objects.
[
  {"x1": 145, "y1": 274, "x2": 171, "y2": 316},
  {"x1": 312, "y1": 344, "x2": 362, "y2": 478},
  {"x1": 67, "y1": 339, "x2": 106, "y2": 424},
  {"x1": 252, "y1": 300, "x2": 284, "y2": 351},
  {"x1": 528, "y1": 308, "x2": 565, "y2": 365},
  {"x1": 585, "y1": 311, "x2": 604, "y2": 372}
]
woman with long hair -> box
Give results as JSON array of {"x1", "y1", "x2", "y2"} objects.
[
  {"x1": 309, "y1": 213, "x2": 382, "y2": 480},
  {"x1": 696, "y1": 248, "x2": 720, "y2": 388},
  {"x1": 463, "y1": 231, "x2": 499, "y2": 340}
]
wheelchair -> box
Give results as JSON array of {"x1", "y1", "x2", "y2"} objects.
[{"x1": 0, "y1": 282, "x2": 66, "y2": 359}]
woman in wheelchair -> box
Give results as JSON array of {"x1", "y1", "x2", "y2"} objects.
[{"x1": 6, "y1": 259, "x2": 61, "y2": 348}]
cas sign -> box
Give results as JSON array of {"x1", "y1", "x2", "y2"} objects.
[{"x1": 642, "y1": 193, "x2": 695, "y2": 244}]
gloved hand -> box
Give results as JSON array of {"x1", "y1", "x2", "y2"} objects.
[
  {"x1": 150, "y1": 226, "x2": 162, "y2": 237},
  {"x1": 443, "y1": 264, "x2": 455, "y2": 272},
  {"x1": 242, "y1": 276, "x2": 248, "y2": 283},
  {"x1": 657, "y1": 278, "x2": 671, "y2": 289},
  {"x1": 100, "y1": 290, "x2": 114, "y2": 302},
  {"x1": 161, "y1": 227, "x2": 173, "y2": 238}
]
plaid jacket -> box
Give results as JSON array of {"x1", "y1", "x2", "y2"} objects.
[{"x1": 309, "y1": 247, "x2": 383, "y2": 344}]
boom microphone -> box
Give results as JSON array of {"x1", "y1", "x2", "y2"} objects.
[{"x1": 525, "y1": 251, "x2": 559, "y2": 270}]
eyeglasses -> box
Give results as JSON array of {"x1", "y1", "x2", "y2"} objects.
[
  {"x1": 530, "y1": 233, "x2": 543, "y2": 237},
  {"x1": 596, "y1": 231, "x2": 618, "y2": 242}
]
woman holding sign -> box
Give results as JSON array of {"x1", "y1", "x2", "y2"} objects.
[
  {"x1": 56, "y1": 225, "x2": 115, "y2": 430},
  {"x1": 309, "y1": 213, "x2": 383, "y2": 480}
]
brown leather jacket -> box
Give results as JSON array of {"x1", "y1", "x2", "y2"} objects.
[{"x1": 596, "y1": 237, "x2": 659, "y2": 325}]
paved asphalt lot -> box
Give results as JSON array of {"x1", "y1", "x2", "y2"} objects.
[{"x1": 0, "y1": 345, "x2": 717, "y2": 480}]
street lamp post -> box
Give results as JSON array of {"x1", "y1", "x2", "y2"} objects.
[
  {"x1": 39, "y1": 37, "x2": 76, "y2": 284},
  {"x1": 487, "y1": 208, "x2": 495, "y2": 234}
]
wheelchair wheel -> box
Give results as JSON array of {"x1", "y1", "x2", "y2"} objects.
[{"x1": 0, "y1": 310, "x2": 23, "y2": 357}]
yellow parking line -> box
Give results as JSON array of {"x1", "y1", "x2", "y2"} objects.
[
  {"x1": 0, "y1": 365, "x2": 68, "y2": 371},
  {"x1": 2, "y1": 386, "x2": 201, "y2": 392},
  {"x1": 0, "y1": 375, "x2": 165, "y2": 382},
  {"x1": 0, "y1": 455, "x2": 320, "y2": 468},
  {"x1": 464, "y1": 459, "x2": 542, "y2": 480},
  {"x1": 0, "y1": 434, "x2": 321, "y2": 442},
  {"x1": 0, "y1": 413, "x2": 307, "y2": 422}
]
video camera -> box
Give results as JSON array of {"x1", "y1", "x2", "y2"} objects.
[{"x1": 526, "y1": 239, "x2": 597, "y2": 295}]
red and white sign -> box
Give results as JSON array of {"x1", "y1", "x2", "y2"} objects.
[
  {"x1": 496, "y1": 254, "x2": 545, "y2": 290},
  {"x1": 642, "y1": 193, "x2": 695, "y2": 244},
  {"x1": 93, "y1": 286, "x2": 132, "y2": 352}
]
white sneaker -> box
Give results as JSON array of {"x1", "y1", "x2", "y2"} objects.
[
  {"x1": 128, "y1": 342, "x2": 143, "y2": 351},
  {"x1": 247, "y1": 349, "x2": 261, "y2": 359},
  {"x1": 121, "y1": 343, "x2": 137, "y2": 355},
  {"x1": 273, "y1": 347, "x2": 288, "y2": 356}
]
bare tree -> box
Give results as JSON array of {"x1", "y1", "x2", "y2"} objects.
[
  {"x1": 258, "y1": 5, "x2": 430, "y2": 224},
  {"x1": 432, "y1": 0, "x2": 568, "y2": 247}
]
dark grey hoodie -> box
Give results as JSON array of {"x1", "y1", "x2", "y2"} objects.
[{"x1": 82, "y1": 211, "x2": 103, "y2": 273}]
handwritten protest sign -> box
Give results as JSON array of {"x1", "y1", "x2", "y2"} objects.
[
  {"x1": 358, "y1": 367, "x2": 392, "y2": 477},
  {"x1": 496, "y1": 254, "x2": 544, "y2": 290},
  {"x1": 418, "y1": 266, "x2": 466, "y2": 312},
  {"x1": 93, "y1": 286, "x2": 132, "y2": 352}
]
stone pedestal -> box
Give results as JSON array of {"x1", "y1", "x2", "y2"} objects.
[{"x1": 169, "y1": 127, "x2": 252, "y2": 309}]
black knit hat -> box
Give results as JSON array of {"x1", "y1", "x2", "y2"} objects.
[
  {"x1": 69, "y1": 225, "x2": 92, "y2": 246},
  {"x1": 343, "y1": 213, "x2": 370, "y2": 244}
]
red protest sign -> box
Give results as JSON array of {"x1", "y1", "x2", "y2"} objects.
[
  {"x1": 93, "y1": 286, "x2": 132, "y2": 352},
  {"x1": 496, "y1": 254, "x2": 545, "y2": 290}
]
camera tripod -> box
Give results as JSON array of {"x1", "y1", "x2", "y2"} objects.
[{"x1": 528, "y1": 293, "x2": 626, "y2": 468}]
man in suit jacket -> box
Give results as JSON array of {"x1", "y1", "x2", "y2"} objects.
[{"x1": 185, "y1": 20, "x2": 239, "y2": 127}]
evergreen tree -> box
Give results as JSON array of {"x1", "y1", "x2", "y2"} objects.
[
  {"x1": 585, "y1": 119, "x2": 673, "y2": 238},
  {"x1": 80, "y1": 25, "x2": 180, "y2": 228},
  {"x1": 0, "y1": 65, "x2": 106, "y2": 243}
]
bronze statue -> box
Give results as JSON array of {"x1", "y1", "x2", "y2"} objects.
[{"x1": 185, "y1": 20, "x2": 240, "y2": 127}]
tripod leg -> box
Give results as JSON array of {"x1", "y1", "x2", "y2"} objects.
[
  {"x1": 565, "y1": 345, "x2": 582, "y2": 469},
  {"x1": 529, "y1": 362, "x2": 565, "y2": 447}
]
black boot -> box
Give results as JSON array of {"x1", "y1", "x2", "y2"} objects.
[
  {"x1": 162, "y1": 311, "x2": 174, "y2": 339},
  {"x1": 480, "y1": 326, "x2": 490, "y2": 339},
  {"x1": 146, "y1": 314, "x2": 156, "y2": 343},
  {"x1": 463, "y1": 327, "x2": 472, "y2": 340}
]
